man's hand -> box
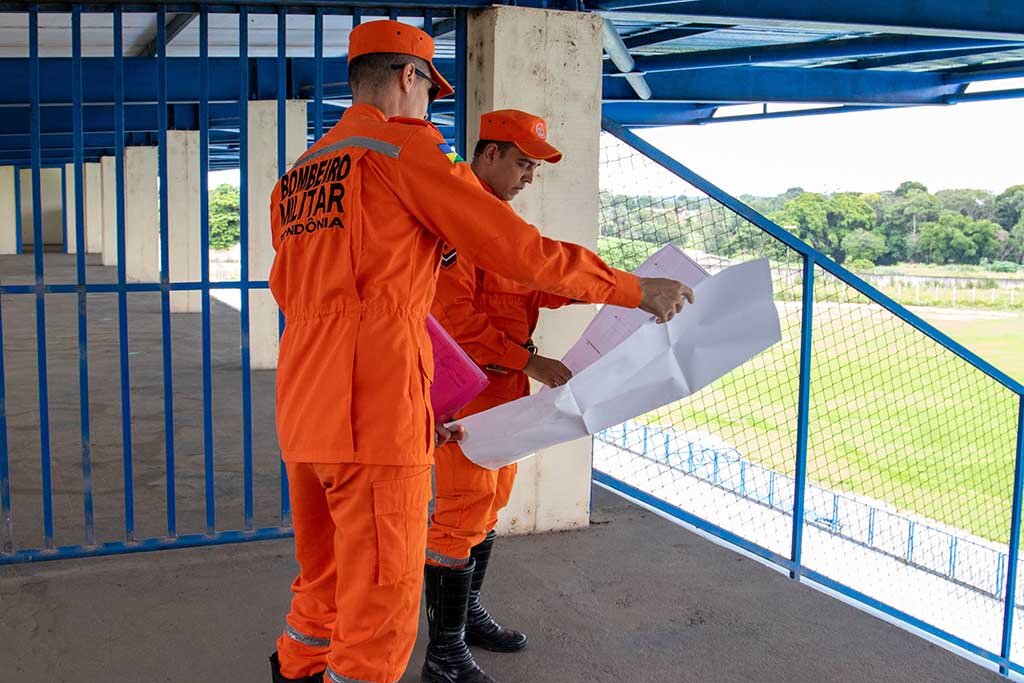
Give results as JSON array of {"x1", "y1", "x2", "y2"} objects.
[
  {"x1": 639, "y1": 277, "x2": 694, "y2": 324},
  {"x1": 435, "y1": 422, "x2": 465, "y2": 448},
  {"x1": 524, "y1": 354, "x2": 573, "y2": 388}
]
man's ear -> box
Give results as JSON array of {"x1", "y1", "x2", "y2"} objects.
[{"x1": 397, "y1": 63, "x2": 415, "y2": 93}]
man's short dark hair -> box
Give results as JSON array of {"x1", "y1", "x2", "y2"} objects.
[
  {"x1": 473, "y1": 140, "x2": 515, "y2": 159},
  {"x1": 349, "y1": 52, "x2": 432, "y2": 95}
]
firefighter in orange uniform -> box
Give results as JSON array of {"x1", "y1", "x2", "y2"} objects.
[
  {"x1": 425, "y1": 110, "x2": 577, "y2": 678},
  {"x1": 267, "y1": 20, "x2": 692, "y2": 683}
]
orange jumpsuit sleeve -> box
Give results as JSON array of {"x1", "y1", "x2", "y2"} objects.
[
  {"x1": 394, "y1": 128, "x2": 643, "y2": 309},
  {"x1": 433, "y1": 254, "x2": 532, "y2": 372}
]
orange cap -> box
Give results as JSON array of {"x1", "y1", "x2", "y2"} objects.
[
  {"x1": 348, "y1": 20, "x2": 454, "y2": 100},
  {"x1": 479, "y1": 110, "x2": 562, "y2": 163}
]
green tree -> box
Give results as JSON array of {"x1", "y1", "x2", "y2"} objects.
[
  {"x1": 828, "y1": 193, "x2": 877, "y2": 233},
  {"x1": 895, "y1": 180, "x2": 928, "y2": 197},
  {"x1": 771, "y1": 192, "x2": 839, "y2": 258},
  {"x1": 962, "y1": 219, "x2": 1001, "y2": 262},
  {"x1": 880, "y1": 190, "x2": 942, "y2": 261},
  {"x1": 209, "y1": 184, "x2": 240, "y2": 249},
  {"x1": 994, "y1": 185, "x2": 1024, "y2": 231},
  {"x1": 917, "y1": 213, "x2": 982, "y2": 264},
  {"x1": 842, "y1": 229, "x2": 887, "y2": 264},
  {"x1": 935, "y1": 188, "x2": 995, "y2": 222}
]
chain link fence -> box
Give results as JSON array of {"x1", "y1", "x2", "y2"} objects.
[{"x1": 594, "y1": 125, "x2": 1024, "y2": 672}]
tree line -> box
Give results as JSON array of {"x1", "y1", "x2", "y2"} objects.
[{"x1": 599, "y1": 183, "x2": 1024, "y2": 271}]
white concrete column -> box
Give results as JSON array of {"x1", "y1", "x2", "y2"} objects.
[
  {"x1": 100, "y1": 156, "x2": 118, "y2": 266},
  {"x1": 19, "y1": 167, "x2": 65, "y2": 249},
  {"x1": 0, "y1": 166, "x2": 16, "y2": 254},
  {"x1": 247, "y1": 100, "x2": 308, "y2": 369},
  {"x1": 467, "y1": 6, "x2": 605, "y2": 535},
  {"x1": 167, "y1": 130, "x2": 201, "y2": 313},
  {"x1": 83, "y1": 162, "x2": 104, "y2": 254},
  {"x1": 124, "y1": 147, "x2": 160, "y2": 282}
]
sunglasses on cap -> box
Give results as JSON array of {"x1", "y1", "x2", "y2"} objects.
[{"x1": 391, "y1": 63, "x2": 441, "y2": 101}]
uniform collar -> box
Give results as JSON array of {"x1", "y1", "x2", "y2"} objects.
[{"x1": 343, "y1": 103, "x2": 389, "y2": 122}]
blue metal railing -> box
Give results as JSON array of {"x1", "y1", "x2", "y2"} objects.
[
  {"x1": 0, "y1": 3, "x2": 466, "y2": 565},
  {"x1": 596, "y1": 118, "x2": 1024, "y2": 678}
]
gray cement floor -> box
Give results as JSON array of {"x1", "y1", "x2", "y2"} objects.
[
  {"x1": 0, "y1": 253, "x2": 1003, "y2": 682},
  {"x1": 0, "y1": 486, "x2": 1000, "y2": 682}
]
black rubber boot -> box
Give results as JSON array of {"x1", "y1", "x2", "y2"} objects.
[
  {"x1": 422, "y1": 559, "x2": 496, "y2": 683},
  {"x1": 465, "y1": 531, "x2": 528, "y2": 653},
  {"x1": 269, "y1": 652, "x2": 324, "y2": 682}
]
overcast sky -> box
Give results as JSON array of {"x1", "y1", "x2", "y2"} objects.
[{"x1": 639, "y1": 83, "x2": 1024, "y2": 198}]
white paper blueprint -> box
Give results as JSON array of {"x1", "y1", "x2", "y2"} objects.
[
  {"x1": 453, "y1": 258, "x2": 782, "y2": 470},
  {"x1": 560, "y1": 244, "x2": 710, "y2": 374}
]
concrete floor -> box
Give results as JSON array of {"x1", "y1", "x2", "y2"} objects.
[
  {"x1": 0, "y1": 486, "x2": 1000, "y2": 683},
  {"x1": 0, "y1": 254, "x2": 1003, "y2": 682}
]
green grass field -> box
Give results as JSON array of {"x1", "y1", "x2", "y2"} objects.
[{"x1": 642, "y1": 303, "x2": 1023, "y2": 543}]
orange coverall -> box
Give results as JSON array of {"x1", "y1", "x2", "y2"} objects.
[
  {"x1": 268, "y1": 103, "x2": 641, "y2": 683},
  {"x1": 427, "y1": 183, "x2": 572, "y2": 563}
]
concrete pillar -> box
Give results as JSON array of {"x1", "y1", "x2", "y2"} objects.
[
  {"x1": 0, "y1": 166, "x2": 16, "y2": 254},
  {"x1": 19, "y1": 167, "x2": 65, "y2": 250},
  {"x1": 84, "y1": 162, "x2": 104, "y2": 254},
  {"x1": 64, "y1": 163, "x2": 79, "y2": 254},
  {"x1": 247, "y1": 100, "x2": 308, "y2": 369},
  {"x1": 124, "y1": 147, "x2": 160, "y2": 282},
  {"x1": 167, "y1": 130, "x2": 202, "y2": 313},
  {"x1": 100, "y1": 156, "x2": 117, "y2": 266},
  {"x1": 467, "y1": 6, "x2": 605, "y2": 535}
]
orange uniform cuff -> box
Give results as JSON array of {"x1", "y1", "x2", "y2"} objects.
[
  {"x1": 498, "y1": 343, "x2": 532, "y2": 372},
  {"x1": 607, "y1": 271, "x2": 643, "y2": 309}
]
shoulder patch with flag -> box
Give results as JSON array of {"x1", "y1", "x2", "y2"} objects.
[{"x1": 438, "y1": 142, "x2": 465, "y2": 165}]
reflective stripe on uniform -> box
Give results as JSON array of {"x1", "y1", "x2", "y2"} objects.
[
  {"x1": 284, "y1": 623, "x2": 330, "y2": 648},
  {"x1": 425, "y1": 548, "x2": 471, "y2": 569},
  {"x1": 294, "y1": 136, "x2": 401, "y2": 169},
  {"x1": 325, "y1": 665, "x2": 377, "y2": 683}
]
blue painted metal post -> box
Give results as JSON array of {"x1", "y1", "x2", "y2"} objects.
[
  {"x1": 60, "y1": 166, "x2": 67, "y2": 252},
  {"x1": 71, "y1": 5, "x2": 95, "y2": 546},
  {"x1": 868, "y1": 507, "x2": 876, "y2": 546},
  {"x1": 949, "y1": 537, "x2": 958, "y2": 580},
  {"x1": 200, "y1": 7, "x2": 216, "y2": 534},
  {"x1": 113, "y1": 5, "x2": 135, "y2": 542},
  {"x1": 831, "y1": 493, "x2": 840, "y2": 533},
  {"x1": 790, "y1": 254, "x2": 815, "y2": 580},
  {"x1": 768, "y1": 470, "x2": 776, "y2": 507},
  {"x1": 156, "y1": 6, "x2": 177, "y2": 537},
  {"x1": 455, "y1": 9, "x2": 468, "y2": 155},
  {"x1": 906, "y1": 521, "x2": 916, "y2": 563},
  {"x1": 687, "y1": 443, "x2": 694, "y2": 473},
  {"x1": 999, "y1": 396, "x2": 1024, "y2": 674},
  {"x1": 277, "y1": 7, "x2": 290, "y2": 524},
  {"x1": 314, "y1": 8, "x2": 323, "y2": 141},
  {"x1": 13, "y1": 168, "x2": 21, "y2": 254},
  {"x1": 239, "y1": 7, "x2": 255, "y2": 531},
  {"x1": 0, "y1": 292, "x2": 11, "y2": 554},
  {"x1": 28, "y1": 5, "x2": 53, "y2": 549}
]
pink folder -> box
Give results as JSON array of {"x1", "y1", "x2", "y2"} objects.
[{"x1": 426, "y1": 315, "x2": 490, "y2": 422}]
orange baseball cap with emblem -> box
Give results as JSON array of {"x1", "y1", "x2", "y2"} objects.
[
  {"x1": 348, "y1": 19, "x2": 454, "y2": 100},
  {"x1": 479, "y1": 109, "x2": 562, "y2": 163}
]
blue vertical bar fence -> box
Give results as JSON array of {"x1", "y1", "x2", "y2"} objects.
[
  {"x1": 790, "y1": 254, "x2": 815, "y2": 580},
  {"x1": 199, "y1": 6, "x2": 216, "y2": 535}
]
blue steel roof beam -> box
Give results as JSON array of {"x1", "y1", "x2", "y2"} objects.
[
  {"x1": 838, "y1": 45, "x2": 1024, "y2": 70},
  {"x1": 620, "y1": 24, "x2": 724, "y2": 49},
  {"x1": 943, "y1": 60, "x2": 1024, "y2": 84},
  {"x1": 700, "y1": 104, "x2": 905, "y2": 125},
  {"x1": 603, "y1": 65, "x2": 961, "y2": 104},
  {"x1": 602, "y1": 101, "x2": 719, "y2": 125},
  {"x1": 0, "y1": 57, "x2": 456, "y2": 106},
  {"x1": 605, "y1": 35, "x2": 1024, "y2": 76},
  {"x1": 140, "y1": 13, "x2": 197, "y2": 58},
  {"x1": 945, "y1": 87, "x2": 1024, "y2": 104},
  {"x1": 602, "y1": 18, "x2": 652, "y2": 100},
  {"x1": 594, "y1": 0, "x2": 1024, "y2": 41}
]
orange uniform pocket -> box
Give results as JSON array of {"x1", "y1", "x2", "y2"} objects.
[{"x1": 372, "y1": 467, "x2": 432, "y2": 586}]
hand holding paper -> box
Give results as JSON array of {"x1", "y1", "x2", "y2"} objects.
[{"x1": 452, "y1": 256, "x2": 782, "y2": 470}]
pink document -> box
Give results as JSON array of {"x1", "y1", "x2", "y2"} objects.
[{"x1": 427, "y1": 315, "x2": 490, "y2": 422}]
